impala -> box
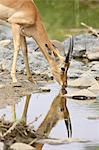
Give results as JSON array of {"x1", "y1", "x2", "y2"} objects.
[{"x1": 0, "y1": 0, "x2": 73, "y2": 87}]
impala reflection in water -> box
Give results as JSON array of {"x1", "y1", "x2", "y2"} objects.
[
  {"x1": 10, "y1": 90, "x2": 72, "y2": 150},
  {"x1": 34, "y1": 90, "x2": 72, "y2": 149}
]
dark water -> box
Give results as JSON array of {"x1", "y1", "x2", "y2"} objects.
[{"x1": 0, "y1": 83, "x2": 99, "y2": 150}]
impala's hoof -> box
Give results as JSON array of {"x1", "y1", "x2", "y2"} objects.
[{"x1": 12, "y1": 78, "x2": 17, "y2": 83}]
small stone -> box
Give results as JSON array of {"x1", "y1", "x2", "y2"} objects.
[
  {"x1": 0, "y1": 84, "x2": 5, "y2": 88},
  {"x1": 73, "y1": 48, "x2": 86, "y2": 58},
  {"x1": 10, "y1": 143, "x2": 36, "y2": 150},
  {"x1": 67, "y1": 89, "x2": 96, "y2": 99},
  {"x1": 51, "y1": 40, "x2": 65, "y2": 51},
  {"x1": 68, "y1": 68, "x2": 86, "y2": 79},
  {"x1": 0, "y1": 39, "x2": 11, "y2": 47},
  {"x1": 88, "y1": 61, "x2": 99, "y2": 68},
  {"x1": 87, "y1": 52, "x2": 99, "y2": 61},
  {"x1": 0, "y1": 142, "x2": 5, "y2": 150},
  {"x1": 88, "y1": 82, "x2": 99, "y2": 96},
  {"x1": 91, "y1": 63, "x2": 99, "y2": 71},
  {"x1": 68, "y1": 72, "x2": 98, "y2": 88}
]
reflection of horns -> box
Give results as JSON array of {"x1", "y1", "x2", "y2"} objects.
[
  {"x1": 65, "y1": 117, "x2": 72, "y2": 138},
  {"x1": 65, "y1": 36, "x2": 74, "y2": 63},
  {"x1": 64, "y1": 101, "x2": 72, "y2": 138},
  {"x1": 36, "y1": 92, "x2": 72, "y2": 139}
]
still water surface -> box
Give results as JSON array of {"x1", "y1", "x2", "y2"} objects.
[{"x1": 0, "y1": 83, "x2": 99, "y2": 150}]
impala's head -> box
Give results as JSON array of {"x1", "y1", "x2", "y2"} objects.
[{"x1": 50, "y1": 37, "x2": 74, "y2": 91}]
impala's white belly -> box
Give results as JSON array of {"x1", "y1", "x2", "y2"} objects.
[{"x1": 0, "y1": 4, "x2": 15, "y2": 20}]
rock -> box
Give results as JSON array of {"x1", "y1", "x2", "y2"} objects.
[
  {"x1": 0, "y1": 84, "x2": 5, "y2": 88},
  {"x1": 0, "y1": 32, "x2": 6, "y2": 41},
  {"x1": 51, "y1": 40, "x2": 65, "y2": 51},
  {"x1": 67, "y1": 89, "x2": 96, "y2": 99},
  {"x1": 1, "y1": 59, "x2": 12, "y2": 71},
  {"x1": 68, "y1": 59, "x2": 88, "y2": 78},
  {"x1": 68, "y1": 68, "x2": 85, "y2": 79},
  {"x1": 87, "y1": 52, "x2": 99, "y2": 60},
  {"x1": 0, "y1": 39, "x2": 11, "y2": 47},
  {"x1": 10, "y1": 143, "x2": 36, "y2": 150},
  {"x1": 64, "y1": 34, "x2": 99, "y2": 59},
  {"x1": 70, "y1": 59, "x2": 85, "y2": 69},
  {"x1": 0, "y1": 142, "x2": 5, "y2": 150},
  {"x1": 0, "y1": 24, "x2": 12, "y2": 39},
  {"x1": 88, "y1": 82, "x2": 99, "y2": 96},
  {"x1": 73, "y1": 47, "x2": 86, "y2": 58},
  {"x1": 90, "y1": 63, "x2": 99, "y2": 71},
  {"x1": 88, "y1": 61, "x2": 99, "y2": 68},
  {"x1": 68, "y1": 72, "x2": 98, "y2": 87}
]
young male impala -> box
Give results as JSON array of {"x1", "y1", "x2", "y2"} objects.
[{"x1": 0, "y1": 0, "x2": 73, "y2": 87}]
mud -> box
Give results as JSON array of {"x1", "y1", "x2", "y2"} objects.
[
  {"x1": 0, "y1": 120, "x2": 36, "y2": 149},
  {"x1": 0, "y1": 70, "x2": 52, "y2": 108}
]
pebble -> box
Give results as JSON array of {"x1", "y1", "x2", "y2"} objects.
[
  {"x1": 68, "y1": 89, "x2": 96, "y2": 99},
  {"x1": 88, "y1": 82, "x2": 99, "y2": 96},
  {"x1": 68, "y1": 72, "x2": 98, "y2": 88},
  {"x1": 87, "y1": 52, "x2": 99, "y2": 60},
  {"x1": 10, "y1": 143, "x2": 36, "y2": 150},
  {"x1": 0, "y1": 39, "x2": 11, "y2": 47},
  {"x1": 51, "y1": 40, "x2": 65, "y2": 51},
  {"x1": 0, "y1": 142, "x2": 5, "y2": 150}
]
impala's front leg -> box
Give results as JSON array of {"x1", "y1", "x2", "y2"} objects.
[
  {"x1": 11, "y1": 24, "x2": 21, "y2": 83},
  {"x1": 20, "y1": 35, "x2": 36, "y2": 83}
]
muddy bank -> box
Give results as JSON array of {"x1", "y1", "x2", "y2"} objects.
[
  {"x1": 0, "y1": 70, "x2": 53, "y2": 109},
  {"x1": 0, "y1": 120, "x2": 36, "y2": 149}
]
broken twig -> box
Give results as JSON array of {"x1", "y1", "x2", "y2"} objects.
[
  {"x1": 2, "y1": 121, "x2": 19, "y2": 137},
  {"x1": 30, "y1": 137, "x2": 90, "y2": 145},
  {"x1": 81, "y1": 22, "x2": 99, "y2": 38}
]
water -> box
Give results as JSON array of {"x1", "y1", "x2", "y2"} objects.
[{"x1": 0, "y1": 83, "x2": 99, "y2": 149}]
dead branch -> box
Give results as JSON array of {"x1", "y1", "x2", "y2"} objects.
[
  {"x1": 29, "y1": 137, "x2": 90, "y2": 145},
  {"x1": 81, "y1": 22, "x2": 99, "y2": 38},
  {"x1": 2, "y1": 121, "x2": 19, "y2": 137}
]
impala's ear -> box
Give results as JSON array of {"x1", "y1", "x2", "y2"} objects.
[{"x1": 65, "y1": 36, "x2": 74, "y2": 63}]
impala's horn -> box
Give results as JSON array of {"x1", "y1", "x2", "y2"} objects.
[{"x1": 65, "y1": 36, "x2": 74, "y2": 64}]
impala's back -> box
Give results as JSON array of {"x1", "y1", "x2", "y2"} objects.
[{"x1": 0, "y1": 0, "x2": 36, "y2": 24}]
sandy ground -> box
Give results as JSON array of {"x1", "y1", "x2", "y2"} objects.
[{"x1": 0, "y1": 70, "x2": 52, "y2": 109}]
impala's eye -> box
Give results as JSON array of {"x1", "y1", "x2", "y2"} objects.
[{"x1": 61, "y1": 67, "x2": 65, "y2": 72}]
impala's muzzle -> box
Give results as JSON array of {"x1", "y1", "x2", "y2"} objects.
[{"x1": 61, "y1": 37, "x2": 74, "y2": 90}]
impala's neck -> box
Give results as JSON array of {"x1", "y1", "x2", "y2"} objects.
[
  {"x1": 33, "y1": 17, "x2": 55, "y2": 62},
  {"x1": 22, "y1": 12, "x2": 59, "y2": 64},
  {"x1": 34, "y1": 94, "x2": 68, "y2": 150},
  {"x1": 35, "y1": 115, "x2": 59, "y2": 150}
]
